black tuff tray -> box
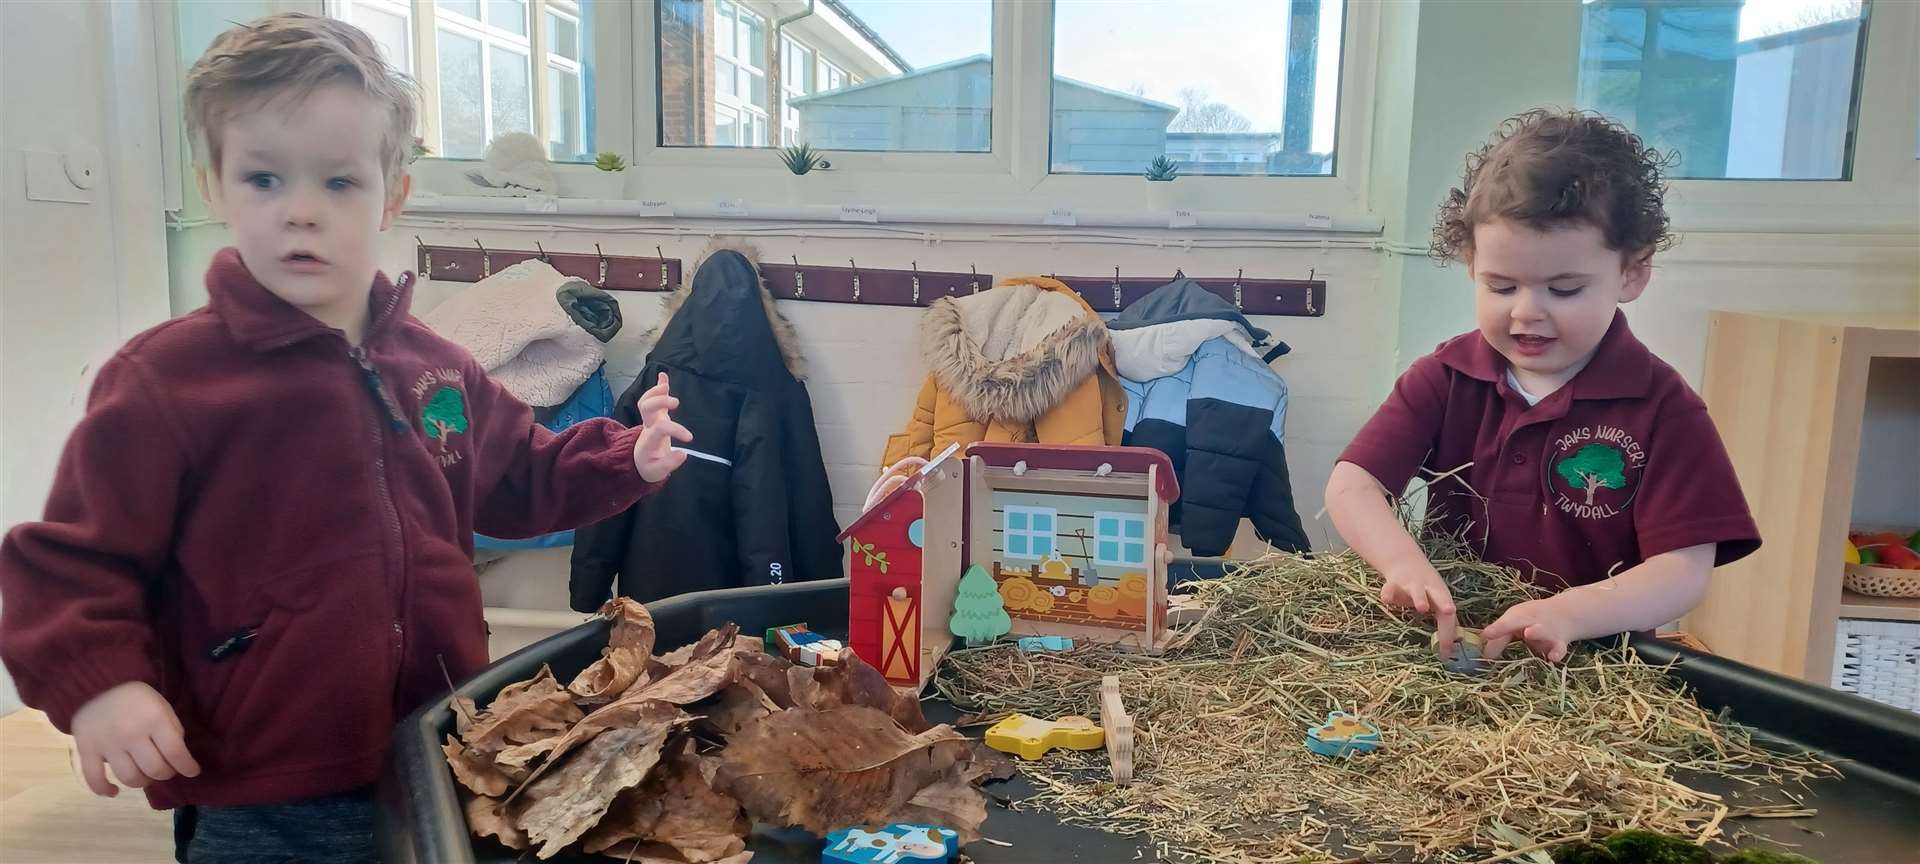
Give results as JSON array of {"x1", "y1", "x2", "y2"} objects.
[{"x1": 376, "y1": 579, "x2": 1920, "y2": 864}]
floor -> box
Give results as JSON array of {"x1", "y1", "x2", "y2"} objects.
[{"x1": 0, "y1": 709, "x2": 173, "y2": 863}]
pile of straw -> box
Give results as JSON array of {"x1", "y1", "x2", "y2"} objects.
[{"x1": 936, "y1": 539, "x2": 1830, "y2": 863}]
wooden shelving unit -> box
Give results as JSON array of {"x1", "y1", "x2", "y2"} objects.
[{"x1": 1684, "y1": 310, "x2": 1920, "y2": 685}]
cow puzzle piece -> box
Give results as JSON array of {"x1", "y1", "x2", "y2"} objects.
[
  {"x1": 1306, "y1": 711, "x2": 1382, "y2": 758},
  {"x1": 983, "y1": 713, "x2": 1105, "y2": 760},
  {"x1": 823, "y1": 823, "x2": 960, "y2": 863}
]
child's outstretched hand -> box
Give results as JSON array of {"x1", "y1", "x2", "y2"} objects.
[
  {"x1": 69, "y1": 681, "x2": 200, "y2": 797},
  {"x1": 632, "y1": 372, "x2": 692, "y2": 483},
  {"x1": 1381, "y1": 561, "x2": 1459, "y2": 659},
  {"x1": 1481, "y1": 597, "x2": 1579, "y2": 663}
]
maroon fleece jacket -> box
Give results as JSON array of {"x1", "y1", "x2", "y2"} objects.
[{"x1": 0, "y1": 248, "x2": 658, "y2": 808}]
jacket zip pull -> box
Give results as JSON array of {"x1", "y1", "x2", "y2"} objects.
[
  {"x1": 349, "y1": 347, "x2": 412, "y2": 433},
  {"x1": 208, "y1": 627, "x2": 259, "y2": 662}
]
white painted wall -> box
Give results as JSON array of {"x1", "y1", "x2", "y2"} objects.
[{"x1": 0, "y1": 1, "x2": 173, "y2": 716}]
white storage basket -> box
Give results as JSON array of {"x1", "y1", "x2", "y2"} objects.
[{"x1": 1830, "y1": 617, "x2": 1920, "y2": 713}]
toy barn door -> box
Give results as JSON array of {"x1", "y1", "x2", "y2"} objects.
[{"x1": 847, "y1": 491, "x2": 925, "y2": 685}]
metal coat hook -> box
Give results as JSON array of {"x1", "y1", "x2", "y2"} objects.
[
  {"x1": 1112, "y1": 266, "x2": 1124, "y2": 311},
  {"x1": 416, "y1": 236, "x2": 431, "y2": 275},
  {"x1": 1305, "y1": 267, "x2": 1318, "y2": 315},
  {"x1": 657, "y1": 246, "x2": 670, "y2": 288},
  {"x1": 475, "y1": 239, "x2": 491, "y2": 277},
  {"x1": 791, "y1": 255, "x2": 805, "y2": 297},
  {"x1": 534, "y1": 241, "x2": 549, "y2": 263},
  {"x1": 969, "y1": 264, "x2": 981, "y2": 294},
  {"x1": 849, "y1": 258, "x2": 861, "y2": 303},
  {"x1": 910, "y1": 261, "x2": 921, "y2": 304},
  {"x1": 1233, "y1": 268, "x2": 1244, "y2": 311},
  {"x1": 595, "y1": 243, "x2": 608, "y2": 287}
]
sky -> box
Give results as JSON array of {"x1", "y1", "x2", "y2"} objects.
[{"x1": 833, "y1": 0, "x2": 1344, "y2": 152}]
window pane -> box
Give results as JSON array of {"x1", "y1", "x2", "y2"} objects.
[
  {"x1": 490, "y1": 46, "x2": 532, "y2": 135},
  {"x1": 1008, "y1": 511, "x2": 1026, "y2": 530},
  {"x1": 489, "y1": 0, "x2": 527, "y2": 35},
  {"x1": 437, "y1": 0, "x2": 480, "y2": 20},
  {"x1": 549, "y1": 12, "x2": 579, "y2": 61},
  {"x1": 1035, "y1": 537, "x2": 1052, "y2": 557},
  {"x1": 1008, "y1": 535, "x2": 1027, "y2": 556},
  {"x1": 659, "y1": 0, "x2": 990, "y2": 151},
  {"x1": 548, "y1": 69, "x2": 583, "y2": 161},
  {"x1": 1099, "y1": 541, "x2": 1119, "y2": 562},
  {"x1": 354, "y1": 4, "x2": 412, "y2": 74},
  {"x1": 1577, "y1": 0, "x2": 1867, "y2": 180},
  {"x1": 1051, "y1": 0, "x2": 1341, "y2": 176},
  {"x1": 1034, "y1": 512, "x2": 1053, "y2": 532},
  {"x1": 1124, "y1": 542, "x2": 1144, "y2": 565},
  {"x1": 1124, "y1": 518, "x2": 1143, "y2": 539},
  {"x1": 437, "y1": 29, "x2": 485, "y2": 158}
]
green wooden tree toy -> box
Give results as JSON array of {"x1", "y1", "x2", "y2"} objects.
[{"x1": 948, "y1": 564, "x2": 1012, "y2": 646}]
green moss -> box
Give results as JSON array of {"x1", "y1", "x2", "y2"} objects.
[
  {"x1": 1551, "y1": 841, "x2": 1618, "y2": 863},
  {"x1": 1601, "y1": 830, "x2": 1714, "y2": 864}
]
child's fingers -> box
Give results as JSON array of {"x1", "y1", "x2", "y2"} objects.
[
  {"x1": 76, "y1": 747, "x2": 117, "y2": 797},
  {"x1": 1481, "y1": 618, "x2": 1519, "y2": 660},
  {"x1": 106, "y1": 750, "x2": 151, "y2": 790},
  {"x1": 128, "y1": 739, "x2": 176, "y2": 783},
  {"x1": 152, "y1": 727, "x2": 201, "y2": 778},
  {"x1": 659, "y1": 420, "x2": 693, "y2": 444},
  {"x1": 1432, "y1": 599, "x2": 1459, "y2": 659}
]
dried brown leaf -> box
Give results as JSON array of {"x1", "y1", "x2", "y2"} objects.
[
  {"x1": 516, "y1": 711, "x2": 681, "y2": 859},
  {"x1": 734, "y1": 651, "x2": 797, "y2": 710},
  {"x1": 885, "y1": 761, "x2": 991, "y2": 840},
  {"x1": 507, "y1": 699, "x2": 687, "y2": 807},
  {"x1": 594, "y1": 844, "x2": 754, "y2": 864},
  {"x1": 465, "y1": 794, "x2": 528, "y2": 849},
  {"x1": 788, "y1": 651, "x2": 930, "y2": 734},
  {"x1": 463, "y1": 665, "x2": 584, "y2": 755},
  {"x1": 452, "y1": 694, "x2": 479, "y2": 736},
  {"x1": 446, "y1": 735, "x2": 512, "y2": 797},
  {"x1": 570, "y1": 598, "x2": 658, "y2": 708},
  {"x1": 714, "y1": 705, "x2": 982, "y2": 841},
  {"x1": 586, "y1": 741, "x2": 749, "y2": 862},
  {"x1": 695, "y1": 681, "x2": 777, "y2": 740},
  {"x1": 655, "y1": 624, "x2": 736, "y2": 668},
  {"x1": 495, "y1": 735, "x2": 564, "y2": 783}
]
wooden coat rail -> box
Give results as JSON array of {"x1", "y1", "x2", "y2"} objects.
[
  {"x1": 416, "y1": 242, "x2": 682, "y2": 292},
  {"x1": 415, "y1": 243, "x2": 1326, "y2": 316}
]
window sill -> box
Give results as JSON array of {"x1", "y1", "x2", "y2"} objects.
[{"x1": 403, "y1": 192, "x2": 1386, "y2": 234}]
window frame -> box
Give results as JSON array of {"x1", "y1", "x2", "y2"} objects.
[
  {"x1": 1001, "y1": 506, "x2": 1058, "y2": 561},
  {"x1": 330, "y1": 0, "x2": 624, "y2": 165},
  {"x1": 1092, "y1": 511, "x2": 1148, "y2": 569},
  {"x1": 1620, "y1": 0, "x2": 1920, "y2": 233},
  {"x1": 615, "y1": 0, "x2": 1380, "y2": 220}
]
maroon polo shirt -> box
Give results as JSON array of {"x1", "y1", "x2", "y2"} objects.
[{"x1": 1339, "y1": 313, "x2": 1759, "y2": 590}]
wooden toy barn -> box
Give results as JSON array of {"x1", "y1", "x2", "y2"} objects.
[{"x1": 839, "y1": 442, "x2": 1180, "y2": 688}]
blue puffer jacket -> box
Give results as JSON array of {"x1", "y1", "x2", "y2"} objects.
[{"x1": 1112, "y1": 278, "x2": 1308, "y2": 556}]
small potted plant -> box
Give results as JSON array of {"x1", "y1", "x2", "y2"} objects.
[
  {"x1": 1144, "y1": 155, "x2": 1182, "y2": 211},
  {"x1": 578, "y1": 151, "x2": 627, "y2": 199},
  {"x1": 776, "y1": 143, "x2": 829, "y2": 203}
]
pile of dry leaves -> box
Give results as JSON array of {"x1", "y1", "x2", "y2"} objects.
[{"x1": 443, "y1": 599, "x2": 1005, "y2": 863}]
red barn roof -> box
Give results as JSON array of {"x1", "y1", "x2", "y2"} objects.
[{"x1": 965, "y1": 443, "x2": 1178, "y2": 502}]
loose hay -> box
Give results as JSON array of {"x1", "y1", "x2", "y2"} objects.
[{"x1": 936, "y1": 538, "x2": 1832, "y2": 863}]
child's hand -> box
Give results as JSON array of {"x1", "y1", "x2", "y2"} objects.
[
  {"x1": 864, "y1": 457, "x2": 928, "y2": 510},
  {"x1": 69, "y1": 681, "x2": 200, "y2": 797},
  {"x1": 1481, "y1": 597, "x2": 1580, "y2": 663},
  {"x1": 1380, "y1": 562, "x2": 1458, "y2": 658},
  {"x1": 632, "y1": 372, "x2": 693, "y2": 483}
]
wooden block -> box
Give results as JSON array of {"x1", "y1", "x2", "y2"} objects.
[
  {"x1": 983, "y1": 713, "x2": 1105, "y2": 760},
  {"x1": 824, "y1": 823, "x2": 960, "y2": 863},
  {"x1": 1099, "y1": 675, "x2": 1135, "y2": 785}
]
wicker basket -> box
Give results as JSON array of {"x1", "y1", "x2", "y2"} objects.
[
  {"x1": 1844, "y1": 563, "x2": 1920, "y2": 598},
  {"x1": 1831, "y1": 617, "x2": 1920, "y2": 713}
]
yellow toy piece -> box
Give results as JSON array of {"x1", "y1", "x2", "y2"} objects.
[{"x1": 983, "y1": 713, "x2": 1105, "y2": 760}]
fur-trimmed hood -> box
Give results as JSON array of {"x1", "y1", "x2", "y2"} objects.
[
  {"x1": 647, "y1": 239, "x2": 808, "y2": 383},
  {"x1": 921, "y1": 276, "x2": 1113, "y2": 424}
]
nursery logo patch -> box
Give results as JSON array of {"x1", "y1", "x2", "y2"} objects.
[
  {"x1": 412, "y1": 368, "x2": 469, "y2": 468},
  {"x1": 1546, "y1": 425, "x2": 1644, "y2": 520}
]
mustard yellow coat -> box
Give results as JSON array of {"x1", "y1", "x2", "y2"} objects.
[{"x1": 881, "y1": 277, "x2": 1127, "y2": 467}]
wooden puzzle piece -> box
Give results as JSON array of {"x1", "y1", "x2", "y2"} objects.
[
  {"x1": 770, "y1": 624, "x2": 842, "y2": 667},
  {"x1": 983, "y1": 713, "x2": 1105, "y2": 760},
  {"x1": 1433, "y1": 627, "x2": 1488, "y2": 676},
  {"x1": 1306, "y1": 710, "x2": 1381, "y2": 758},
  {"x1": 824, "y1": 823, "x2": 960, "y2": 863},
  {"x1": 1099, "y1": 675, "x2": 1135, "y2": 785},
  {"x1": 1016, "y1": 635, "x2": 1073, "y2": 652}
]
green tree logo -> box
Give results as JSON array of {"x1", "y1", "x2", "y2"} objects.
[
  {"x1": 1556, "y1": 443, "x2": 1627, "y2": 506},
  {"x1": 422, "y1": 386, "x2": 469, "y2": 450},
  {"x1": 948, "y1": 564, "x2": 1011, "y2": 646}
]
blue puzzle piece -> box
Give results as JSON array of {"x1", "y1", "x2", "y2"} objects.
[
  {"x1": 824, "y1": 823, "x2": 960, "y2": 863},
  {"x1": 1016, "y1": 636, "x2": 1073, "y2": 652},
  {"x1": 1305, "y1": 710, "x2": 1382, "y2": 758}
]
